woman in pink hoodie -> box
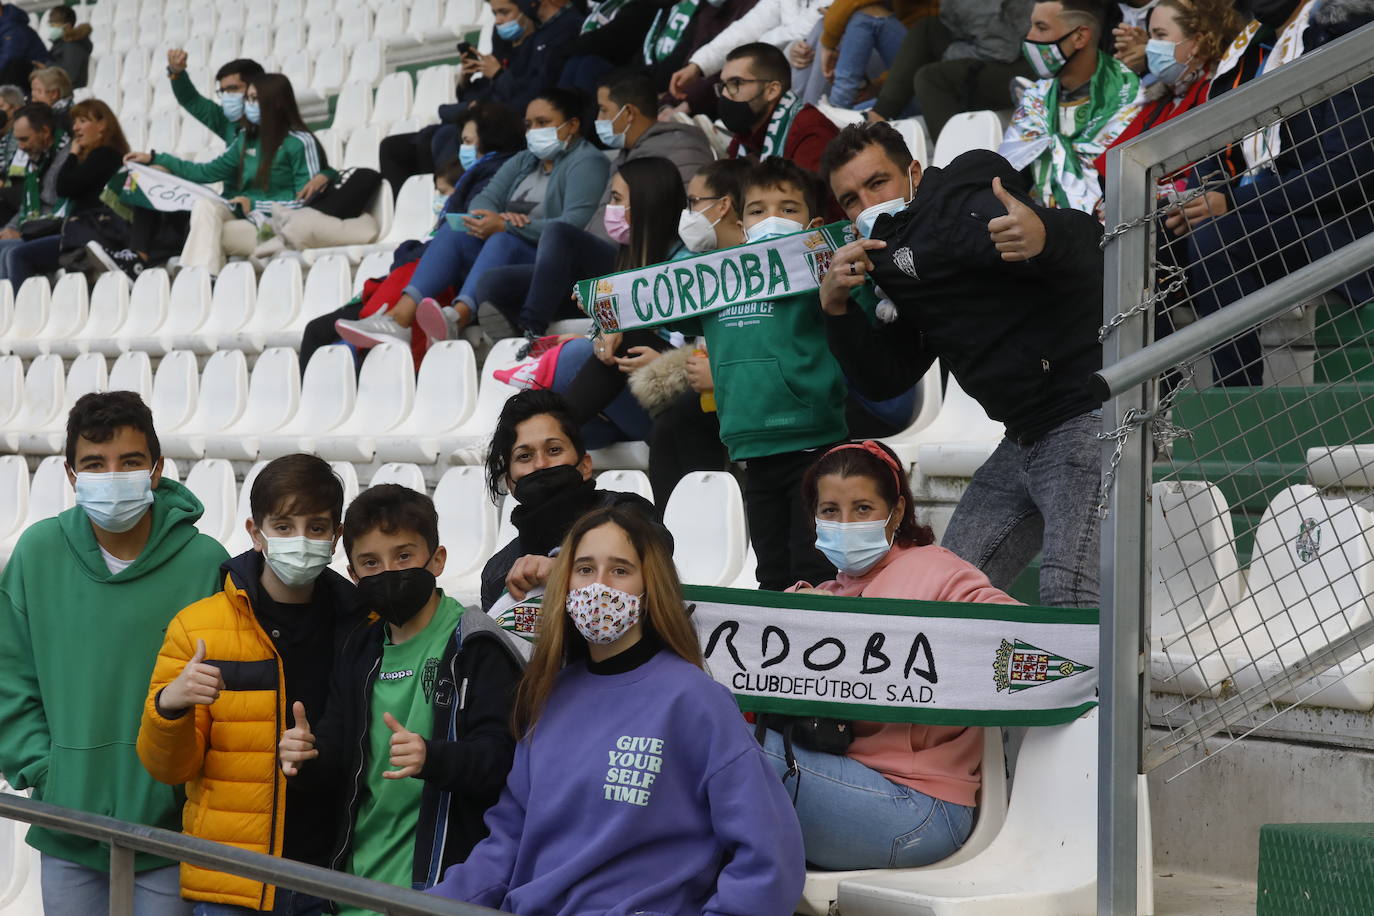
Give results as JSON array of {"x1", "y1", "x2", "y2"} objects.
[{"x1": 761, "y1": 439, "x2": 1019, "y2": 870}]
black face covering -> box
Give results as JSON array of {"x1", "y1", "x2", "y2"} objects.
[
  {"x1": 510, "y1": 464, "x2": 599, "y2": 557},
  {"x1": 358, "y1": 566, "x2": 436, "y2": 627},
  {"x1": 1249, "y1": 0, "x2": 1302, "y2": 29},
  {"x1": 717, "y1": 96, "x2": 764, "y2": 137}
]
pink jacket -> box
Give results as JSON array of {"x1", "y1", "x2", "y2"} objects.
[{"x1": 791, "y1": 544, "x2": 1020, "y2": 807}]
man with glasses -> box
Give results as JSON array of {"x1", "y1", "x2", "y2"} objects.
[
  {"x1": 719, "y1": 42, "x2": 838, "y2": 174},
  {"x1": 164, "y1": 51, "x2": 264, "y2": 145}
]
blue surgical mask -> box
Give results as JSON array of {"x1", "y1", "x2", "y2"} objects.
[
  {"x1": 815, "y1": 515, "x2": 893, "y2": 576},
  {"x1": 745, "y1": 216, "x2": 804, "y2": 242},
  {"x1": 526, "y1": 124, "x2": 567, "y2": 160},
  {"x1": 220, "y1": 92, "x2": 245, "y2": 121},
  {"x1": 854, "y1": 171, "x2": 915, "y2": 239},
  {"x1": 243, "y1": 100, "x2": 261, "y2": 125},
  {"x1": 1146, "y1": 38, "x2": 1188, "y2": 86},
  {"x1": 595, "y1": 105, "x2": 627, "y2": 148},
  {"x1": 495, "y1": 18, "x2": 524, "y2": 40},
  {"x1": 263, "y1": 535, "x2": 335, "y2": 588},
  {"x1": 458, "y1": 143, "x2": 480, "y2": 169},
  {"x1": 75, "y1": 469, "x2": 155, "y2": 534}
]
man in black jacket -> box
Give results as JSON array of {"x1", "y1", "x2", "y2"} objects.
[{"x1": 817, "y1": 122, "x2": 1103, "y2": 608}]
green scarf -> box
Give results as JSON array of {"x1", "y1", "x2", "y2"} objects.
[
  {"x1": 22, "y1": 131, "x2": 68, "y2": 223},
  {"x1": 581, "y1": 0, "x2": 632, "y2": 33},
  {"x1": 642, "y1": 0, "x2": 700, "y2": 63},
  {"x1": 758, "y1": 90, "x2": 803, "y2": 159}
]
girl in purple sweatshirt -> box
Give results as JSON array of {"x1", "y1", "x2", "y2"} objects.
[{"x1": 430, "y1": 505, "x2": 805, "y2": 915}]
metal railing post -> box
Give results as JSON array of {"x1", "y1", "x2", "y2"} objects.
[{"x1": 109, "y1": 842, "x2": 135, "y2": 916}]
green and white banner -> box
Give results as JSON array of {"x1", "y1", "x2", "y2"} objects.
[
  {"x1": 573, "y1": 221, "x2": 856, "y2": 334},
  {"x1": 121, "y1": 163, "x2": 230, "y2": 213},
  {"x1": 683, "y1": 585, "x2": 1098, "y2": 726}
]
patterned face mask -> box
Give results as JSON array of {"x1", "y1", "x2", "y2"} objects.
[
  {"x1": 566, "y1": 583, "x2": 643, "y2": 645},
  {"x1": 1021, "y1": 29, "x2": 1079, "y2": 80}
]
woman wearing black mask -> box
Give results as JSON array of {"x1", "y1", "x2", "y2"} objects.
[{"x1": 480, "y1": 390, "x2": 668, "y2": 622}]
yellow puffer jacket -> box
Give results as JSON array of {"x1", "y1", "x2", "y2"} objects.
[{"x1": 138, "y1": 562, "x2": 336, "y2": 910}]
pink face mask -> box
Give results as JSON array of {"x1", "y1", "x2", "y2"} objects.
[{"x1": 603, "y1": 204, "x2": 631, "y2": 244}]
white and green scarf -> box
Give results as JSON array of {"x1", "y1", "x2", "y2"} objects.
[
  {"x1": 753, "y1": 89, "x2": 804, "y2": 158},
  {"x1": 642, "y1": 0, "x2": 700, "y2": 64},
  {"x1": 581, "y1": 0, "x2": 633, "y2": 33}
]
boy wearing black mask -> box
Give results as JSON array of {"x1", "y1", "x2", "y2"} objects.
[{"x1": 277, "y1": 485, "x2": 523, "y2": 909}]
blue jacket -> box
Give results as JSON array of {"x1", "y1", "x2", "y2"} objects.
[
  {"x1": 392, "y1": 151, "x2": 516, "y2": 268},
  {"x1": 470, "y1": 139, "x2": 611, "y2": 243},
  {"x1": 0, "y1": 5, "x2": 50, "y2": 68},
  {"x1": 458, "y1": 6, "x2": 585, "y2": 116}
]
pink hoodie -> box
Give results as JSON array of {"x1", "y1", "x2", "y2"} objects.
[{"x1": 790, "y1": 543, "x2": 1020, "y2": 807}]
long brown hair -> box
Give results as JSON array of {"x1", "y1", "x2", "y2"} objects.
[
  {"x1": 246, "y1": 72, "x2": 312, "y2": 191},
  {"x1": 513, "y1": 506, "x2": 703, "y2": 736},
  {"x1": 68, "y1": 98, "x2": 129, "y2": 159}
]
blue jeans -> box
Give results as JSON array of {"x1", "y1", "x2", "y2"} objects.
[
  {"x1": 468, "y1": 221, "x2": 618, "y2": 334},
  {"x1": 940, "y1": 410, "x2": 1102, "y2": 608},
  {"x1": 831, "y1": 12, "x2": 909, "y2": 109},
  {"x1": 40, "y1": 854, "x2": 191, "y2": 916},
  {"x1": 0, "y1": 237, "x2": 25, "y2": 281},
  {"x1": 550, "y1": 337, "x2": 652, "y2": 448},
  {"x1": 760, "y1": 730, "x2": 974, "y2": 869},
  {"x1": 3, "y1": 234, "x2": 62, "y2": 286},
  {"x1": 193, "y1": 889, "x2": 326, "y2": 916},
  {"x1": 454, "y1": 231, "x2": 536, "y2": 311},
  {"x1": 404, "y1": 227, "x2": 535, "y2": 305}
]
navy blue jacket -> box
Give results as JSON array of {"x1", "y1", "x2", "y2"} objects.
[
  {"x1": 457, "y1": 6, "x2": 585, "y2": 116},
  {"x1": 0, "y1": 5, "x2": 50, "y2": 69}
]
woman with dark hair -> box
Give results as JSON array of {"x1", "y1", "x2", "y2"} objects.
[
  {"x1": 761, "y1": 439, "x2": 1018, "y2": 870},
  {"x1": 124, "y1": 71, "x2": 329, "y2": 273},
  {"x1": 431, "y1": 506, "x2": 805, "y2": 914}
]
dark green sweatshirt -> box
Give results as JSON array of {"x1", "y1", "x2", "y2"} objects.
[{"x1": 0, "y1": 480, "x2": 228, "y2": 871}]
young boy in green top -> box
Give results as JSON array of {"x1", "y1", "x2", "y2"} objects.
[
  {"x1": 164, "y1": 51, "x2": 263, "y2": 145},
  {"x1": 677, "y1": 157, "x2": 849, "y2": 591},
  {"x1": 0, "y1": 391, "x2": 228, "y2": 916},
  {"x1": 278, "y1": 485, "x2": 523, "y2": 908}
]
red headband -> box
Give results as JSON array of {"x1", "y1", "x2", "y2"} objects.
[{"x1": 821, "y1": 440, "x2": 904, "y2": 491}]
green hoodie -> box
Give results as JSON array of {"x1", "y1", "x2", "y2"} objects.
[
  {"x1": 153, "y1": 130, "x2": 326, "y2": 214},
  {"x1": 0, "y1": 479, "x2": 229, "y2": 871}
]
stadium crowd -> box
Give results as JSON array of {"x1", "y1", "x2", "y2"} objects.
[{"x1": 0, "y1": 0, "x2": 1372, "y2": 911}]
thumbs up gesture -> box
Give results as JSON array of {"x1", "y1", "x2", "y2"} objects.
[
  {"x1": 159, "y1": 639, "x2": 224, "y2": 715},
  {"x1": 279, "y1": 701, "x2": 317, "y2": 777},
  {"x1": 987, "y1": 177, "x2": 1046, "y2": 262},
  {"x1": 381, "y1": 712, "x2": 427, "y2": 780}
]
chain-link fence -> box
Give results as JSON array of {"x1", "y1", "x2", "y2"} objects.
[{"x1": 1096, "y1": 20, "x2": 1374, "y2": 914}]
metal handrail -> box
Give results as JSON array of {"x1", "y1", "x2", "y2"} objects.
[{"x1": 0, "y1": 793, "x2": 506, "y2": 916}]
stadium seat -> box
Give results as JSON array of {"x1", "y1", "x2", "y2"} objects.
[
  {"x1": 433, "y1": 466, "x2": 498, "y2": 603},
  {"x1": 332, "y1": 81, "x2": 374, "y2": 134},
  {"x1": 889, "y1": 118, "x2": 930, "y2": 168},
  {"x1": 353, "y1": 250, "x2": 395, "y2": 295},
  {"x1": 223, "y1": 258, "x2": 304, "y2": 352},
  {"x1": 902, "y1": 373, "x2": 1005, "y2": 477},
  {"x1": 0, "y1": 456, "x2": 75, "y2": 571},
  {"x1": 114, "y1": 269, "x2": 172, "y2": 355},
  {"x1": 159, "y1": 458, "x2": 181, "y2": 483},
  {"x1": 348, "y1": 39, "x2": 385, "y2": 87},
  {"x1": 339, "y1": 7, "x2": 375, "y2": 49},
  {"x1": 299, "y1": 179, "x2": 393, "y2": 264},
  {"x1": 728, "y1": 546, "x2": 760, "y2": 589},
  {"x1": 407, "y1": 0, "x2": 449, "y2": 42},
  {"x1": 13, "y1": 353, "x2": 108, "y2": 455},
  {"x1": 202, "y1": 347, "x2": 303, "y2": 461},
  {"x1": 3, "y1": 278, "x2": 52, "y2": 357},
  {"x1": 370, "y1": 1, "x2": 409, "y2": 43},
  {"x1": 329, "y1": 460, "x2": 364, "y2": 576},
  {"x1": 816, "y1": 97, "x2": 866, "y2": 129},
  {"x1": 149, "y1": 350, "x2": 201, "y2": 436},
  {"x1": 351, "y1": 173, "x2": 433, "y2": 261},
  {"x1": 313, "y1": 127, "x2": 344, "y2": 169},
  {"x1": 162, "y1": 349, "x2": 250, "y2": 460},
  {"x1": 373, "y1": 72, "x2": 414, "y2": 131},
  {"x1": 796, "y1": 726, "x2": 1010, "y2": 916},
  {"x1": 275, "y1": 0, "x2": 305, "y2": 24},
  {"x1": 121, "y1": 112, "x2": 148, "y2": 150},
  {"x1": 588, "y1": 441, "x2": 650, "y2": 471},
  {"x1": 0, "y1": 355, "x2": 22, "y2": 427},
  {"x1": 1150, "y1": 481, "x2": 1243, "y2": 651},
  {"x1": 412, "y1": 64, "x2": 456, "y2": 124},
  {"x1": 256, "y1": 345, "x2": 358, "y2": 459},
  {"x1": 311, "y1": 45, "x2": 347, "y2": 96},
  {"x1": 1307, "y1": 444, "x2": 1374, "y2": 487},
  {"x1": 225, "y1": 460, "x2": 269, "y2": 556},
  {"x1": 0, "y1": 279, "x2": 13, "y2": 344},
  {"x1": 495, "y1": 493, "x2": 516, "y2": 548},
  {"x1": 69, "y1": 272, "x2": 131, "y2": 358},
  {"x1": 374, "y1": 339, "x2": 480, "y2": 462},
  {"x1": 108, "y1": 351, "x2": 154, "y2": 403},
  {"x1": 594, "y1": 470, "x2": 653, "y2": 502},
  {"x1": 343, "y1": 123, "x2": 382, "y2": 171},
  {"x1": 931, "y1": 111, "x2": 1006, "y2": 168},
  {"x1": 663, "y1": 471, "x2": 746, "y2": 586},
  {"x1": 297, "y1": 253, "x2": 352, "y2": 332},
  {"x1": 12, "y1": 274, "x2": 88, "y2": 359},
  {"x1": 123, "y1": 266, "x2": 211, "y2": 356},
  {"x1": 315, "y1": 341, "x2": 415, "y2": 462},
  {"x1": 369, "y1": 463, "x2": 427, "y2": 492},
  {"x1": 282, "y1": 49, "x2": 315, "y2": 104},
  {"x1": 0, "y1": 456, "x2": 29, "y2": 542},
  {"x1": 0, "y1": 355, "x2": 63, "y2": 453},
  {"x1": 145, "y1": 114, "x2": 180, "y2": 156},
  {"x1": 183, "y1": 459, "x2": 238, "y2": 545},
  {"x1": 271, "y1": 18, "x2": 307, "y2": 63},
  {"x1": 172, "y1": 262, "x2": 257, "y2": 354},
  {"x1": 443, "y1": 336, "x2": 529, "y2": 460},
  {"x1": 308, "y1": 13, "x2": 341, "y2": 53}
]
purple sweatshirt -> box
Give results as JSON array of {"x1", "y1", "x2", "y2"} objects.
[{"x1": 429, "y1": 651, "x2": 805, "y2": 915}]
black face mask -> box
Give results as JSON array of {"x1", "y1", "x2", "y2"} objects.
[
  {"x1": 358, "y1": 565, "x2": 436, "y2": 627},
  {"x1": 717, "y1": 96, "x2": 764, "y2": 137},
  {"x1": 512, "y1": 464, "x2": 586, "y2": 508},
  {"x1": 510, "y1": 464, "x2": 599, "y2": 557},
  {"x1": 1249, "y1": 0, "x2": 1301, "y2": 29}
]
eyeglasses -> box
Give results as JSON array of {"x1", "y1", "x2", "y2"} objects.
[
  {"x1": 714, "y1": 77, "x2": 768, "y2": 99},
  {"x1": 214, "y1": 89, "x2": 244, "y2": 98},
  {"x1": 687, "y1": 195, "x2": 723, "y2": 208}
]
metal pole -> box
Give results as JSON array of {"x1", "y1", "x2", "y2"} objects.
[
  {"x1": 109, "y1": 843, "x2": 135, "y2": 916},
  {"x1": 1091, "y1": 232, "x2": 1374, "y2": 401}
]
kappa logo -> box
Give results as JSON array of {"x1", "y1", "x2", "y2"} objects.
[
  {"x1": 993, "y1": 639, "x2": 1092, "y2": 693},
  {"x1": 893, "y1": 246, "x2": 919, "y2": 280},
  {"x1": 1294, "y1": 518, "x2": 1321, "y2": 563}
]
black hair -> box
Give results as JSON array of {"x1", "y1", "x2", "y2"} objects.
[
  {"x1": 464, "y1": 100, "x2": 526, "y2": 155},
  {"x1": 725, "y1": 42, "x2": 792, "y2": 92},
  {"x1": 436, "y1": 156, "x2": 464, "y2": 187},
  {"x1": 531, "y1": 86, "x2": 589, "y2": 137},
  {"x1": 743, "y1": 156, "x2": 820, "y2": 221},
  {"x1": 250, "y1": 454, "x2": 345, "y2": 527},
  {"x1": 695, "y1": 158, "x2": 751, "y2": 217},
  {"x1": 343, "y1": 484, "x2": 440, "y2": 560},
  {"x1": 48, "y1": 6, "x2": 76, "y2": 26},
  {"x1": 820, "y1": 122, "x2": 914, "y2": 186},
  {"x1": 615, "y1": 156, "x2": 687, "y2": 270},
  {"x1": 216, "y1": 58, "x2": 265, "y2": 83},
  {"x1": 801, "y1": 441, "x2": 935, "y2": 548},
  {"x1": 65, "y1": 391, "x2": 161, "y2": 467},
  {"x1": 13, "y1": 102, "x2": 56, "y2": 136},
  {"x1": 485, "y1": 389, "x2": 587, "y2": 502},
  {"x1": 1056, "y1": 0, "x2": 1107, "y2": 35},
  {"x1": 597, "y1": 68, "x2": 657, "y2": 120},
  {"x1": 245, "y1": 73, "x2": 311, "y2": 191}
]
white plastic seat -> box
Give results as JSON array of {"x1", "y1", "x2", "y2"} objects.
[
  {"x1": 114, "y1": 269, "x2": 171, "y2": 354},
  {"x1": 0, "y1": 279, "x2": 13, "y2": 343},
  {"x1": 282, "y1": 49, "x2": 314, "y2": 102},
  {"x1": 412, "y1": 64, "x2": 456, "y2": 124},
  {"x1": 816, "y1": 97, "x2": 866, "y2": 129},
  {"x1": 368, "y1": 463, "x2": 427, "y2": 492},
  {"x1": 797, "y1": 727, "x2": 1010, "y2": 916},
  {"x1": 315, "y1": 341, "x2": 415, "y2": 461},
  {"x1": 343, "y1": 123, "x2": 382, "y2": 171},
  {"x1": 12, "y1": 274, "x2": 87, "y2": 359},
  {"x1": 663, "y1": 471, "x2": 746, "y2": 586},
  {"x1": 256, "y1": 345, "x2": 358, "y2": 459},
  {"x1": 888, "y1": 118, "x2": 930, "y2": 169},
  {"x1": 931, "y1": 110, "x2": 1006, "y2": 168},
  {"x1": 150, "y1": 350, "x2": 201, "y2": 436},
  {"x1": 0, "y1": 355, "x2": 23, "y2": 427},
  {"x1": 308, "y1": 13, "x2": 341, "y2": 52},
  {"x1": 0, "y1": 456, "x2": 76, "y2": 570},
  {"x1": 339, "y1": 7, "x2": 375, "y2": 48},
  {"x1": 168, "y1": 262, "x2": 257, "y2": 354},
  {"x1": 347, "y1": 39, "x2": 384, "y2": 87},
  {"x1": 594, "y1": 470, "x2": 653, "y2": 502},
  {"x1": 588, "y1": 441, "x2": 650, "y2": 471},
  {"x1": 121, "y1": 111, "x2": 149, "y2": 150},
  {"x1": 443, "y1": 337, "x2": 529, "y2": 460},
  {"x1": 297, "y1": 254, "x2": 352, "y2": 333},
  {"x1": 1150, "y1": 481, "x2": 1243, "y2": 646},
  {"x1": 332, "y1": 80, "x2": 374, "y2": 134},
  {"x1": 898, "y1": 372, "x2": 1005, "y2": 477},
  {"x1": 202, "y1": 347, "x2": 303, "y2": 461},
  {"x1": 300, "y1": 180, "x2": 391, "y2": 263},
  {"x1": 270, "y1": 18, "x2": 306, "y2": 63},
  {"x1": 372, "y1": 71, "x2": 414, "y2": 130},
  {"x1": 123, "y1": 266, "x2": 211, "y2": 356},
  {"x1": 160, "y1": 458, "x2": 182, "y2": 483},
  {"x1": 108, "y1": 351, "x2": 154, "y2": 402},
  {"x1": 353, "y1": 250, "x2": 395, "y2": 295},
  {"x1": 327, "y1": 461, "x2": 363, "y2": 576},
  {"x1": 433, "y1": 466, "x2": 497, "y2": 603},
  {"x1": 146, "y1": 115, "x2": 180, "y2": 156},
  {"x1": 274, "y1": 0, "x2": 305, "y2": 24},
  {"x1": 0, "y1": 355, "x2": 64, "y2": 452},
  {"x1": 408, "y1": 0, "x2": 448, "y2": 41},
  {"x1": 69, "y1": 272, "x2": 132, "y2": 357},
  {"x1": 222, "y1": 258, "x2": 304, "y2": 352},
  {"x1": 3, "y1": 277, "x2": 52, "y2": 356},
  {"x1": 351, "y1": 172, "x2": 433, "y2": 260},
  {"x1": 15, "y1": 353, "x2": 107, "y2": 454},
  {"x1": 161, "y1": 349, "x2": 250, "y2": 459},
  {"x1": 224, "y1": 460, "x2": 269, "y2": 557},
  {"x1": 183, "y1": 458, "x2": 238, "y2": 544},
  {"x1": 444, "y1": 0, "x2": 485, "y2": 33},
  {"x1": 311, "y1": 45, "x2": 347, "y2": 96},
  {"x1": 313, "y1": 127, "x2": 343, "y2": 169},
  {"x1": 370, "y1": 0, "x2": 409, "y2": 43},
  {"x1": 374, "y1": 340, "x2": 479, "y2": 462},
  {"x1": 209, "y1": 29, "x2": 242, "y2": 64},
  {"x1": 0, "y1": 456, "x2": 29, "y2": 541}
]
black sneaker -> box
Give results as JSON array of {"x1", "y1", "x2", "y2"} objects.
[{"x1": 109, "y1": 248, "x2": 145, "y2": 281}]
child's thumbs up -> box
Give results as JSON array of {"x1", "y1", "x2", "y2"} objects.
[{"x1": 382, "y1": 711, "x2": 426, "y2": 780}]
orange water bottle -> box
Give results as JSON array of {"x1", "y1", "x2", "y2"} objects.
[{"x1": 694, "y1": 338, "x2": 716, "y2": 413}]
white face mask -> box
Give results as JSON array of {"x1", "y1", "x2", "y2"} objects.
[
  {"x1": 263, "y1": 534, "x2": 335, "y2": 588},
  {"x1": 678, "y1": 206, "x2": 722, "y2": 252},
  {"x1": 566, "y1": 583, "x2": 643, "y2": 645},
  {"x1": 814, "y1": 514, "x2": 894, "y2": 576},
  {"x1": 75, "y1": 469, "x2": 154, "y2": 533},
  {"x1": 745, "y1": 216, "x2": 804, "y2": 242},
  {"x1": 854, "y1": 170, "x2": 915, "y2": 239}
]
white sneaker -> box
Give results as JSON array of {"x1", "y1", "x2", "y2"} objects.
[
  {"x1": 335, "y1": 310, "x2": 411, "y2": 349},
  {"x1": 85, "y1": 241, "x2": 118, "y2": 273}
]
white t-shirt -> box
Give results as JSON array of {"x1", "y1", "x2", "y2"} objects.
[{"x1": 99, "y1": 543, "x2": 134, "y2": 575}]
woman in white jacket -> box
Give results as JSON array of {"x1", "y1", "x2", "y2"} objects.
[{"x1": 668, "y1": 0, "x2": 828, "y2": 98}]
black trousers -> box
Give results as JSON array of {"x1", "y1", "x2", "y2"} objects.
[
  {"x1": 647, "y1": 390, "x2": 730, "y2": 507},
  {"x1": 563, "y1": 330, "x2": 675, "y2": 426},
  {"x1": 744, "y1": 446, "x2": 839, "y2": 591},
  {"x1": 378, "y1": 126, "x2": 441, "y2": 198},
  {"x1": 308, "y1": 168, "x2": 382, "y2": 219},
  {"x1": 299, "y1": 301, "x2": 362, "y2": 375}
]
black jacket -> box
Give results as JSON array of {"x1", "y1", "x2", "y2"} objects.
[
  {"x1": 305, "y1": 601, "x2": 523, "y2": 890},
  {"x1": 826, "y1": 150, "x2": 1103, "y2": 444}
]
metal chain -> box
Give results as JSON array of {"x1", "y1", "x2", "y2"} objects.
[
  {"x1": 1098, "y1": 264, "x2": 1188, "y2": 343},
  {"x1": 1097, "y1": 407, "x2": 1142, "y2": 519},
  {"x1": 1096, "y1": 364, "x2": 1196, "y2": 518},
  {"x1": 1098, "y1": 171, "x2": 1232, "y2": 250}
]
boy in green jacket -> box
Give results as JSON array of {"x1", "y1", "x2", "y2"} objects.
[
  {"x1": 0, "y1": 391, "x2": 228, "y2": 916},
  {"x1": 677, "y1": 157, "x2": 848, "y2": 590},
  {"x1": 165, "y1": 50, "x2": 262, "y2": 145}
]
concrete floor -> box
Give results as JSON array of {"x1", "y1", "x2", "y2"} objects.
[{"x1": 1152, "y1": 870, "x2": 1256, "y2": 916}]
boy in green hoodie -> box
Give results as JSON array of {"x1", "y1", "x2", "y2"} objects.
[
  {"x1": 0, "y1": 391, "x2": 228, "y2": 916},
  {"x1": 675, "y1": 157, "x2": 848, "y2": 591}
]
